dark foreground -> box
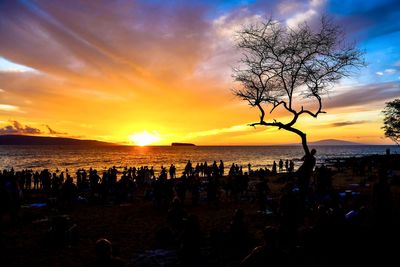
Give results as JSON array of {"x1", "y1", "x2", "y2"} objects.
[{"x1": 1, "y1": 154, "x2": 400, "y2": 267}]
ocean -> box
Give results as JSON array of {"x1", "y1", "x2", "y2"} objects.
[{"x1": 0, "y1": 145, "x2": 398, "y2": 175}]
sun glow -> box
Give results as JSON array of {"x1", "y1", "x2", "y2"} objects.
[{"x1": 129, "y1": 131, "x2": 161, "y2": 146}]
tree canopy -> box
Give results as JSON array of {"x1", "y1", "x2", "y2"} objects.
[
  {"x1": 232, "y1": 16, "x2": 364, "y2": 155},
  {"x1": 383, "y1": 99, "x2": 400, "y2": 144}
]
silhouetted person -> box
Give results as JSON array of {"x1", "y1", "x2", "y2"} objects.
[
  {"x1": 279, "y1": 182, "x2": 301, "y2": 246},
  {"x1": 279, "y1": 159, "x2": 283, "y2": 172},
  {"x1": 191, "y1": 175, "x2": 200, "y2": 206},
  {"x1": 372, "y1": 169, "x2": 392, "y2": 227},
  {"x1": 169, "y1": 164, "x2": 176, "y2": 179},
  {"x1": 315, "y1": 164, "x2": 332, "y2": 197},
  {"x1": 167, "y1": 197, "x2": 187, "y2": 231},
  {"x1": 179, "y1": 214, "x2": 202, "y2": 266},
  {"x1": 219, "y1": 160, "x2": 224, "y2": 177},
  {"x1": 226, "y1": 208, "x2": 251, "y2": 264},
  {"x1": 272, "y1": 161, "x2": 277, "y2": 174},
  {"x1": 60, "y1": 177, "x2": 78, "y2": 206},
  {"x1": 296, "y1": 148, "x2": 316, "y2": 195},
  {"x1": 91, "y1": 238, "x2": 126, "y2": 267},
  {"x1": 255, "y1": 176, "x2": 270, "y2": 212},
  {"x1": 240, "y1": 226, "x2": 285, "y2": 267},
  {"x1": 185, "y1": 160, "x2": 193, "y2": 176},
  {"x1": 289, "y1": 160, "x2": 294, "y2": 173}
]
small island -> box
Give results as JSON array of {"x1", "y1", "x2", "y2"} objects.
[{"x1": 171, "y1": 142, "x2": 196, "y2": 146}]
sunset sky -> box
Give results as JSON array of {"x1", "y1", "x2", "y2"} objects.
[{"x1": 0, "y1": 0, "x2": 399, "y2": 145}]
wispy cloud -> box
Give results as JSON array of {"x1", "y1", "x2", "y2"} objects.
[
  {"x1": 326, "y1": 81, "x2": 400, "y2": 109},
  {"x1": 328, "y1": 121, "x2": 367, "y2": 127},
  {"x1": 186, "y1": 124, "x2": 249, "y2": 139},
  {"x1": 376, "y1": 68, "x2": 397, "y2": 76},
  {"x1": 286, "y1": 0, "x2": 326, "y2": 28},
  {"x1": 0, "y1": 104, "x2": 19, "y2": 112},
  {"x1": 384, "y1": 68, "x2": 396, "y2": 75},
  {"x1": 46, "y1": 125, "x2": 67, "y2": 135}
]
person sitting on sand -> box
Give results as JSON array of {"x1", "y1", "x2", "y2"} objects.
[
  {"x1": 226, "y1": 208, "x2": 251, "y2": 264},
  {"x1": 240, "y1": 226, "x2": 286, "y2": 267},
  {"x1": 91, "y1": 238, "x2": 126, "y2": 267},
  {"x1": 167, "y1": 197, "x2": 187, "y2": 231},
  {"x1": 179, "y1": 214, "x2": 202, "y2": 266}
]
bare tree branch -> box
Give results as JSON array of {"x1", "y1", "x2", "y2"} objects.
[{"x1": 232, "y1": 16, "x2": 365, "y2": 155}]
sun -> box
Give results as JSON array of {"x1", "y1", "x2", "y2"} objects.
[{"x1": 129, "y1": 131, "x2": 161, "y2": 146}]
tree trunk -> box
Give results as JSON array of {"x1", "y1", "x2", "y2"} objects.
[
  {"x1": 282, "y1": 125, "x2": 310, "y2": 156},
  {"x1": 300, "y1": 132, "x2": 310, "y2": 156}
]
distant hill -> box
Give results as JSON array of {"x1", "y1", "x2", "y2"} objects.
[
  {"x1": 309, "y1": 139, "x2": 363, "y2": 146},
  {"x1": 171, "y1": 142, "x2": 196, "y2": 146},
  {"x1": 0, "y1": 135, "x2": 115, "y2": 146}
]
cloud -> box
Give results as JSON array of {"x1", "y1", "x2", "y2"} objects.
[
  {"x1": 186, "y1": 124, "x2": 249, "y2": 139},
  {"x1": 0, "y1": 121, "x2": 41, "y2": 135},
  {"x1": 384, "y1": 68, "x2": 396, "y2": 75},
  {"x1": 328, "y1": 121, "x2": 367, "y2": 127},
  {"x1": 326, "y1": 81, "x2": 400, "y2": 109},
  {"x1": 287, "y1": 9, "x2": 318, "y2": 28},
  {"x1": 0, "y1": 104, "x2": 19, "y2": 112},
  {"x1": 46, "y1": 125, "x2": 66, "y2": 135},
  {"x1": 0, "y1": 88, "x2": 4, "y2": 93},
  {"x1": 375, "y1": 69, "x2": 396, "y2": 76},
  {"x1": 0, "y1": 1, "x2": 213, "y2": 83},
  {"x1": 285, "y1": 0, "x2": 326, "y2": 28}
]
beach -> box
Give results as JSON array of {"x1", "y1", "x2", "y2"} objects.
[{"x1": 1, "y1": 154, "x2": 400, "y2": 266}]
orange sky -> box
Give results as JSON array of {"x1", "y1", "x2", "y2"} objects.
[{"x1": 0, "y1": 1, "x2": 399, "y2": 145}]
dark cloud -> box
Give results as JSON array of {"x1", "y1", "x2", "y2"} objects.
[
  {"x1": 46, "y1": 125, "x2": 66, "y2": 135},
  {"x1": 0, "y1": 120, "x2": 41, "y2": 135},
  {"x1": 325, "y1": 81, "x2": 400, "y2": 109},
  {"x1": 329, "y1": 121, "x2": 367, "y2": 127}
]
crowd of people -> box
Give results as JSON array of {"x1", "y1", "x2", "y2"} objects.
[{"x1": 1, "y1": 151, "x2": 399, "y2": 266}]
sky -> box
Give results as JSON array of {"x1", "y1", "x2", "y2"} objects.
[{"x1": 0, "y1": 0, "x2": 399, "y2": 145}]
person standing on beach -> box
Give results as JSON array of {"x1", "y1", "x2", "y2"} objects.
[
  {"x1": 219, "y1": 160, "x2": 224, "y2": 177},
  {"x1": 289, "y1": 160, "x2": 294, "y2": 173},
  {"x1": 279, "y1": 159, "x2": 283, "y2": 173},
  {"x1": 272, "y1": 161, "x2": 277, "y2": 174},
  {"x1": 296, "y1": 149, "x2": 316, "y2": 195}
]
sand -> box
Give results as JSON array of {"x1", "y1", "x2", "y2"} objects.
[{"x1": 1, "y1": 154, "x2": 400, "y2": 267}]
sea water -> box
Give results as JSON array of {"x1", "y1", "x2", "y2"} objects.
[{"x1": 0, "y1": 145, "x2": 398, "y2": 175}]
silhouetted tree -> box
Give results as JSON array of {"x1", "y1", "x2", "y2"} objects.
[
  {"x1": 232, "y1": 16, "x2": 364, "y2": 155},
  {"x1": 382, "y1": 98, "x2": 400, "y2": 144}
]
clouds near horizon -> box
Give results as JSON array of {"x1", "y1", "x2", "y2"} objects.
[{"x1": 0, "y1": 121, "x2": 41, "y2": 135}]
